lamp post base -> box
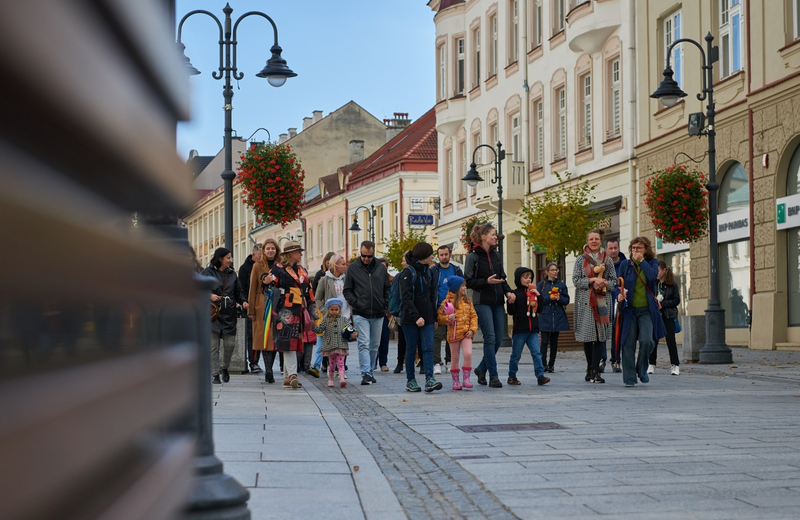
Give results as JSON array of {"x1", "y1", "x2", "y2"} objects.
[
  {"x1": 182, "y1": 455, "x2": 250, "y2": 520},
  {"x1": 699, "y1": 306, "x2": 733, "y2": 364}
]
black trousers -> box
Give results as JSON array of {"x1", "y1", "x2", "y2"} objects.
[
  {"x1": 245, "y1": 317, "x2": 261, "y2": 366},
  {"x1": 650, "y1": 316, "x2": 680, "y2": 366},
  {"x1": 583, "y1": 341, "x2": 603, "y2": 371},
  {"x1": 540, "y1": 331, "x2": 560, "y2": 367}
]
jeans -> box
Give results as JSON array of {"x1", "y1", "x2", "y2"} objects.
[
  {"x1": 378, "y1": 316, "x2": 390, "y2": 368},
  {"x1": 397, "y1": 327, "x2": 406, "y2": 366},
  {"x1": 312, "y1": 336, "x2": 323, "y2": 369},
  {"x1": 211, "y1": 331, "x2": 235, "y2": 377},
  {"x1": 540, "y1": 331, "x2": 560, "y2": 368},
  {"x1": 621, "y1": 307, "x2": 655, "y2": 385},
  {"x1": 600, "y1": 340, "x2": 607, "y2": 362},
  {"x1": 401, "y1": 323, "x2": 434, "y2": 381},
  {"x1": 353, "y1": 315, "x2": 383, "y2": 378},
  {"x1": 475, "y1": 304, "x2": 506, "y2": 378},
  {"x1": 651, "y1": 315, "x2": 680, "y2": 366},
  {"x1": 509, "y1": 331, "x2": 544, "y2": 378}
]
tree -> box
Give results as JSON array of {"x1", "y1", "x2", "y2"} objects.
[
  {"x1": 384, "y1": 228, "x2": 433, "y2": 270},
  {"x1": 517, "y1": 171, "x2": 603, "y2": 262}
]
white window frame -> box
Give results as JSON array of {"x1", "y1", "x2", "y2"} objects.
[
  {"x1": 438, "y1": 44, "x2": 446, "y2": 101},
  {"x1": 664, "y1": 10, "x2": 683, "y2": 89},
  {"x1": 491, "y1": 14, "x2": 498, "y2": 76},
  {"x1": 609, "y1": 59, "x2": 621, "y2": 139},
  {"x1": 553, "y1": 0, "x2": 565, "y2": 34},
  {"x1": 456, "y1": 37, "x2": 465, "y2": 95},
  {"x1": 457, "y1": 140, "x2": 467, "y2": 199},
  {"x1": 795, "y1": 0, "x2": 800, "y2": 40},
  {"x1": 379, "y1": 206, "x2": 385, "y2": 242},
  {"x1": 511, "y1": 114, "x2": 521, "y2": 159},
  {"x1": 328, "y1": 220, "x2": 334, "y2": 252},
  {"x1": 309, "y1": 228, "x2": 314, "y2": 258},
  {"x1": 580, "y1": 73, "x2": 592, "y2": 149},
  {"x1": 557, "y1": 87, "x2": 566, "y2": 160},
  {"x1": 393, "y1": 201, "x2": 399, "y2": 233},
  {"x1": 534, "y1": 0, "x2": 543, "y2": 47},
  {"x1": 473, "y1": 27, "x2": 481, "y2": 88},
  {"x1": 534, "y1": 99, "x2": 544, "y2": 168},
  {"x1": 444, "y1": 146, "x2": 453, "y2": 203},
  {"x1": 510, "y1": 0, "x2": 519, "y2": 64},
  {"x1": 719, "y1": 0, "x2": 742, "y2": 78},
  {"x1": 339, "y1": 217, "x2": 344, "y2": 249},
  {"x1": 317, "y1": 224, "x2": 323, "y2": 254}
]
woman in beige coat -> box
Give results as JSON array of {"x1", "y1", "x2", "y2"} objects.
[{"x1": 248, "y1": 238, "x2": 281, "y2": 383}]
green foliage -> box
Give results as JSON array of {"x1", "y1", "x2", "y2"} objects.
[
  {"x1": 517, "y1": 171, "x2": 602, "y2": 260},
  {"x1": 384, "y1": 228, "x2": 433, "y2": 270}
]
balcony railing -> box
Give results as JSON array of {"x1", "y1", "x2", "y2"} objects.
[{"x1": 475, "y1": 158, "x2": 527, "y2": 206}]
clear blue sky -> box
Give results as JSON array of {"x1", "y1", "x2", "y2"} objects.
[{"x1": 175, "y1": 0, "x2": 436, "y2": 158}]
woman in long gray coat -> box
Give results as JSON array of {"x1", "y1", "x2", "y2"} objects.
[{"x1": 572, "y1": 229, "x2": 616, "y2": 384}]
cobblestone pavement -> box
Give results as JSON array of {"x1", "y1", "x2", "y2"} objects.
[{"x1": 215, "y1": 345, "x2": 800, "y2": 520}]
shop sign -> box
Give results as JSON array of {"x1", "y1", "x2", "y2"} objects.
[
  {"x1": 408, "y1": 214, "x2": 434, "y2": 228},
  {"x1": 717, "y1": 208, "x2": 750, "y2": 243},
  {"x1": 776, "y1": 193, "x2": 800, "y2": 230},
  {"x1": 410, "y1": 197, "x2": 424, "y2": 211},
  {"x1": 655, "y1": 236, "x2": 690, "y2": 254}
]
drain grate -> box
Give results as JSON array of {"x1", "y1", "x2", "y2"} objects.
[
  {"x1": 451, "y1": 454, "x2": 491, "y2": 460},
  {"x1": 456, "y1": 422, "x2": 566, "y2": 433}
]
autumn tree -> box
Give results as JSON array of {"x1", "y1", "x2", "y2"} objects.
[
  {"x1": 517, "y1": 171, "x2": 603, "y2": 263},
  {"x1": 384, "y1": 228, "x2": 433, "y2": 270}
]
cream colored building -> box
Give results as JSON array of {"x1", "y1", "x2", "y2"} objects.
[
  {"x1": 636, "y1": 0, "x2": 800, "y2": 350},
  {"x1": 429, "y1": 0, "x2": 638, "y2": 283}
]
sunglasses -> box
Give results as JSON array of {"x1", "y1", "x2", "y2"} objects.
[{"x1": 361, "y1": 254, "x2": 374, "y2": 258}]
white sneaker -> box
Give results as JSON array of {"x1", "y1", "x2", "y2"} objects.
[
  {"x1": 647, "y1": 364, "x2": 655, "y2": 374},
  {"x1": 433, "y1": 363, "x2": 442, "y2": 375},
  {"x1": 670, "y1": 365, "x2": 680, "y2": 376}
]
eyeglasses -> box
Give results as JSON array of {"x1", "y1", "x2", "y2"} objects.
[
  {"x1": 631, "y1": 246, "x2": 645, "y2": 251},
  {"x1": 361, "y1": 254, "x2": 373, "y2": 258}
]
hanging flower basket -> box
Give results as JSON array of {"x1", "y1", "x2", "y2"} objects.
[
  {"x1": 644, "y1": 164, "x2": 709, "y2": 244},
  {"x1": 460, "y1": 214, "x2": 491, "y2": 252},
  {"x1": 237, "y1": 142, "x2": 305, "y2": 227}
]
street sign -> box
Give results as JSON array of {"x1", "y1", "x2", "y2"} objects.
[
  {"x1": 410, "y1": 197, "x2": 424, "y2": 211},
  {"x1": 408, "y1": 214, "x2": 434, "y2": 228}
]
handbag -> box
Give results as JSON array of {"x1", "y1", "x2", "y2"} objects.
[
  {"x1": 673, "y1": 316, "x2": 682, "y2": 333},
  {"x1": 210, "y1": 272, "x2": 228, "y2": 321},
  {"x1": 388, "y1": 315, "x2": 399, "y2": 332}
]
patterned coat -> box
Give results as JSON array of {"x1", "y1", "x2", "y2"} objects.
[
  {"x1": 312, "y1": 314, "x2": 351, "y2": 354},
  {"x1": 271, "y1": 262, "x2": 317, "y2": 352},
  {"x1": 572, "y1": 252, "x2": 617, "y2": 343}
]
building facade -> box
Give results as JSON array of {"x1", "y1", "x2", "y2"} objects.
[{"x1": 636, "y1": 0, "x2": 800, "y2": 350}]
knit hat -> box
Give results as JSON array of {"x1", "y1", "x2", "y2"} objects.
[
  {"x1": 324, "y1": 297, "x2": 344, "y2": 310},
  {"x1": 446, "y1": 276, "x2": 465, "y2": 294}
]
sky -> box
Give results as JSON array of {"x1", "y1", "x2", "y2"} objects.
[{"x1": 175, "y1": 0, "x2": 436, "y2": 159}]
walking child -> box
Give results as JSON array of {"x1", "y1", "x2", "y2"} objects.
[
  {"x1": 437, "y1": 276, "x2": 478, "y2": 390},
  {"x1": 507, "y1": 267, "x2": 551, "y2": 386},
  {"x1": 313, "y1": 298, "x2": 355, "y2": 388}
]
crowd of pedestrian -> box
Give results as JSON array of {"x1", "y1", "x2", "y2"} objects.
[{"x1": 201, "y1": 229, "x2": 681, "y2": 390}]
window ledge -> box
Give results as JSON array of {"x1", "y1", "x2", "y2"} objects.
[
  {"x1": 713, "y1": 69, "x2": 744, "y2": 88},
  {"x1": 527, "y1": 45, "x2": 543, "y2": 63},
  {"x1": 575, "y1": 146, "x2": 593, "y2": 165},
  {"x1": 505, "y1": 60, "x2": 520, "y2": 77},
  {"x1": 469, "y1": 84, "x2": 481, "y2": 100},
  {"x1": 602, "y1": 135, "x2": 623, "y2": 154},
  {"x1": 549, "y1": 30, "x2": 566, "y2": 50},
  {"x1": 485, "y1": 74, "x2": 498, "y2": 91}
]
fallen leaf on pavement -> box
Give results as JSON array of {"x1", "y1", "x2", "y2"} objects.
[{"x1": 353, "y1": 466, "x2": 359, "y2": 472}]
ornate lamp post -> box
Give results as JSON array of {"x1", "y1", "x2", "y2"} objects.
[
  {"x1": 349, "y1": 205, "x2": 376, "y2": 244},
  {"x1": 177, "y1": 3, "x2": 296, "y2": 253},
  {"x1": 462, "y1": 142, "x2": 506, "y2": 258},
  {"x1": 651, "y1": 32, "x2": 732, "y2": 364}
]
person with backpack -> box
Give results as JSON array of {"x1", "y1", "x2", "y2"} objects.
[{"x1": 398, "y1": 242, "x2": 442, "y2": 393}]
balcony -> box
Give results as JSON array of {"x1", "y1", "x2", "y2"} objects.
[
  {"x1": 567, "y1": 0, "x2": 621, "y2": 55},
  {"x1": 473, "y1": 158, "x2": 527, "y2": 214},
  {"x1": 435, "y1": 94, "x2": 466, "y2": 137}
]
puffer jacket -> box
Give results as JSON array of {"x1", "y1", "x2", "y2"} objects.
[
  {"x1": 437, "y1": 291, "x2": 479, "y2": 342},
  {"x1": 506, "y1": 267, "x2": 542, "y2": 334},
  {"x1": 658, "y1": 282, "x2": 681, "y2": 320},
  {"x1": 536, "y1": 278, "x2": 571, "y2": 332}
]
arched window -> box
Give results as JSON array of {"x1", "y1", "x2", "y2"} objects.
[
  {"x1": 718, "y1": 161, "x2": 750, "y2": 328},
  {"x1": 786, "y1": 145, "x2": 800, "y2": 325}
]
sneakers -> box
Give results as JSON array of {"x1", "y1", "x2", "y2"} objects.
[
  {"x1": 647, "y1": 364, "x2": 655, "y2": 374},
  {"x1": 212, "y1": 375, "x2": 221, "y2": 384},
  {"x1": 585, "y1": 368, "x2": 592, "y2": 382},
  {"x1": 599, "y1": 361, "x2": 606, "y2": 373},
  {"x1": 670, "y1": 365, "x2": 681, "y2": 376},
  {"x1": 612, "y1": 363, "x2": 622, "y2": 373},
  {"x1": 424, "y1": 377, "x2": 443, "y2": 392},
  {"x1": 433, "y1": 364, "x2": 442, "y2": 375},
  {"x1": 474, "y1": 367, "x2": 487, "y2": 385},
  {"x1": 393, "y1": 364, "x2": 404, "y2": 374},
  {"x1": 250, "y1": 363, "x2": 263, "y2": 374},
  {"x1": 289, "y1": 374, "x2": 301, "y2": 389},
  {"x1": 381, "y1": 365, "x2": 389, "y2": 372},
  {"x1": 361, "y1": 375, "x2": 372, "y2": 386},
  {"x1": 221, "y1": 369, "x2": 230, "y2": 383},
  {"x1": 307, "y1": 368, "x2": 320, "y2": 378},
  {"x1": 591, "y1": 371, "x2": 605, "y2": 384},
  {"x1": 537, "y1": 375, "x2": 551, "y2": 386},
  {"x1": 639, "y1": 373, "x2": 650, "y2": 384},
  {"x1": 545, "y1": 366, "x2": 555, "y2": 373},
  {"x1": 507, "y1": 376, "x2": 521, "y2": 385},
  {"x1": 488, "y1": 376, "x2": 503, "y2": 388},
  {"x1": 369, "y1": 374, "x2": 377, "y2": 384},
  {"x1": 406, "y1": 379, "x2": 421, "y2": 392}
]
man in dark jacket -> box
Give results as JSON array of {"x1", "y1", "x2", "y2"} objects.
[
  {"x1": 606, "y1": 238, "x2": 626, "y2": 372},
  {"x1": 343, "y1": 241, "x2": 391, "y2": 386},
  {"x1": 429, "y1": 245, "x2": 463, "y2": 373},
  {"x1": 238, "y1": 244, "x2": 261, "y2": 373},
  {"x1": 507, "y1": 267, "x2": 550, "y2": 386}
]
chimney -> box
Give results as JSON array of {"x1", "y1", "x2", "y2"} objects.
[
  {"x1": 288, "y1": 128, "x2": 297, "y2": 139},
  {"x1": 349, "y1": 140, "x2": 365, "y2": 164},
  {"x1": 384, "y1": 112, "x2": 411, "y2": 142},
  {"x1": 279, "y1": 133, "x2": 288, "y2": 144},
  {"x1": 302, "y1": 117, "x2": 313, "y2": 130},
  {"x1": 312, "y1": 110, "x2": 323, "y2": 124}
]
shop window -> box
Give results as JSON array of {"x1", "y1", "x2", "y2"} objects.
[
  {"x1": 661, "y1": 250, "x2": 691, "y2": 319},
  {"x1": 718, "y1": 161, "x2": 750, "y2": 328},
  {"x1": 787, "y1": 145, "x2": 800, "y2": 325},
  {"x1": 719, "y1": 162, "x2": 748, "y2": 212}
]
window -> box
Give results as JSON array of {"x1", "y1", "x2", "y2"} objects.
[
  {"x1": 718, "y1": 162, "x2": 750, "y2": 328},
  {"x1": 472, "y1": 130, "x2": 482, "y2": 168},
  {"x1": 317, "y1": 224, "x2": 323, "y2": 254},
  {"x1": 509, "y1": 0, "x2": 519, "y2": 64},
  {"x1": 664, "y1": 11, "x2": 683, "y2": 89},
  {"x1": 490, "y1": 14, "x2": 498, "y2": 76},
  {"x1": 309, "y1": 228, "x2": 314, "y2": 258},
  {"x1": 393, "y1": 201, "x2": 399, "y2": 232},
  {"x1": 555, "y1": 87, "x2": 566, "y2": 160},
  {"x1": 532, "y1": 0, "x2": 543, "y2": 48},
  {"x1": 490, "y1": 122, "x2": 499, "y2": 146},
  {"x1": 553, "y1": 0, "x2": 565, "y2": 34},
  {"x1": 438, "y1": 44, "x2": 446, "y2": 101},
  {"x1": 458, "y1": 140, "x2": 467, "y2": 199},
  {"x1": 607, "y1": 59, "x2": 621, "y2": 140},
  {"x1": 719, "y1": 0, "x2": 742, "y2": 78},
  {"x1": 328, "y1": 220, "x2": 334, "y2": 252},
  {"x1": 444, "y1": 145, "x2": 453, "y2": 203},
  {"x1": 788, "y1": 145, "x2": 800, "y2": 325},
  {"x1": 472, "y1": 26, "x2": 481, "y2": 88},
  {"x1": 795, "y1": 0, "x2": 800, "y2": 40},
  {"x1": 456, "y1": 38, "x2": 465, "y2": 95},
  {"x1": 511, "y1": 114, "x2": 521, "y2": 159},
  {"x1": 339, "y1": 217, "x2": 344, "y2": 248},
  {"x1": 379, "y1": 206, "x2": 385, "y2": 242},
  {"x1": 533, "y1": 99, "x2": 544, "y2": 168},
  {"x1": 579, "y1": 74, "x2": 592, "y2": 150}
]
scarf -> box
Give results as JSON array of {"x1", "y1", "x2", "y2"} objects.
[{"x1": 583, "y1": 245, "x2": 610, "y2": 325}]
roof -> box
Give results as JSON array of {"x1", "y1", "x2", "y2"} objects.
[
  {"x1": 187, "y1": 155, "x2": 214, "y2": 177},
  {"x1": 320, "y1": 173, "x2": 342, "y2": 197},
  {"x1": 348, "y1": 108, "x2": 436, "y2": 183},
  {"x1": 438, "y1": 0, "x2": 465, "y2": 10}
]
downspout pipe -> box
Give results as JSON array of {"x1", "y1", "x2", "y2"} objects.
[
  {"x1": 627, "y1": 0, "x2": 638, "y2": 238},
  {"x1": 521, "y1": 0, "x2": 530, "y2": 192}
]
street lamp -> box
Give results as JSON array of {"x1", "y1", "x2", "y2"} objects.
[
  {"x1": 349, "y1": 205, "x2": 376, "y2": 244},
  {"x1": 177, "y1": 3, "x2": 296, "y2": 253},
  {"x1": 651, "y1": 32, "x2": 732, "y2": 364},
  {"x1": 462, "y1": 142, "x2": 506, "y2": 258}
]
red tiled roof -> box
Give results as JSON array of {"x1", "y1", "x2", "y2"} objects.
[
  {"x1": 348, "y1": 108, "x2": 436, "y2": 183},
  {"x1": 320, "y1": 173, "x2": 341, "y2": 197}
]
